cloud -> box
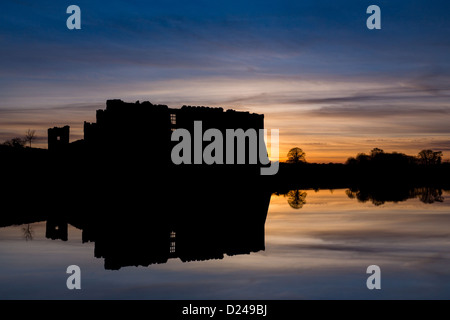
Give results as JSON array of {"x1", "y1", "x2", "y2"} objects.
[{"x1": 303, "y1": 105, "x2": 450, "y2": 119}]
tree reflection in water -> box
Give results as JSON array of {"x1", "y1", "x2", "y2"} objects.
[
  {"x1": 276, "y1": 187, "x2": 446, "y2": 210},
  {"x1": 346, "y1": 187, "x2": 445, "y2": 206},
  {"x1": 22, "y1": 224, "x2": 33, "y2": 241}
]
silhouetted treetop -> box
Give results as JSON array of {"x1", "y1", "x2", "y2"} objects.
[
  {"x1": 287, "y1": 147, "x2": 306, "y2": 163},
  {"x1": 418, "y1": 149, "x2": 443, "y2": 166},
  {"x1": 2, "y1": 137, "x2": 25, "y2": 148},
  {"x1": 370, "y1": 148, "x2": 384, "y2": 157}
]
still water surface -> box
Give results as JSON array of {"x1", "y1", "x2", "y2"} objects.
[{"x1": 1, "y1": 189, "x2": 450, "y2": 299}]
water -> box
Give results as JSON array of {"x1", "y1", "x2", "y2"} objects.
[{"x1": 1, "y1": 188, "x2": 450, "y2": 299}]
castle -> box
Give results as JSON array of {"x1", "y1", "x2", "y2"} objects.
[{"x1": 48, "y1": 99, "x2": 267, "y2": 167}]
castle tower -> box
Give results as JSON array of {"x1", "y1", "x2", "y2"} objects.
[{"x1": 48, "y1": 126, "x2": 70, "y2": 151}]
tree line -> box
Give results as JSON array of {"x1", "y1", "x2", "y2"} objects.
[{"x1": 286, "y1": 147, "x2": 445, "y2": 166}]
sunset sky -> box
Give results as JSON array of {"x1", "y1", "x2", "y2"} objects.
[{"x1": 1, "y1": 0, "x2": 449, "y2": 162}]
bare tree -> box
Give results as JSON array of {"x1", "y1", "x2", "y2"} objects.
[
  {"x1": 24, "y1": 129, "x2": 36, "y2": 148},
  {"x1": 287, "y1": 147, "x2": 306, "y2": 163}
]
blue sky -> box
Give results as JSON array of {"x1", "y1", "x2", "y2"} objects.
[{"x1": 1, "y1": 0, "x2": 449, "y2": 161}]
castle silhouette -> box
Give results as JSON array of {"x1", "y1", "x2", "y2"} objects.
[{"x1": 48, "y1": 99, "x2": 268, "y2": 169}]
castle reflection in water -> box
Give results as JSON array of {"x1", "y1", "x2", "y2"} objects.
[{"x1": 44, "y1": 185, "x2": 271, "y2": 270}]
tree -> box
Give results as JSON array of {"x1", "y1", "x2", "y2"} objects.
[
  {"x1": 287, "y1": 190, "x2": 307, "y2": 209},
  {"x1": 370, "y1": 148, "x2": 384, "y2": 158},
  {"x1": 287, "y1": 147, "x2": 306, "y2": 163},
  {"x1": 345, "y1": 157, "x2": 358, "y2": 166},
  {"x1": 355, "y1": 153, "x2": 371, "y2": 164},
  {"x1": 3, "y1": 137, "x2": 25, "y2": 148},
  {"x1": 24, "y1": 129, "x2": 36, "y2": 148},
  {"x1": 417, "y1": 187, "x2": 444, "y2": 204},
  {"x1": 418, "y1": 149, "x2": 443, "y2": 166}
]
